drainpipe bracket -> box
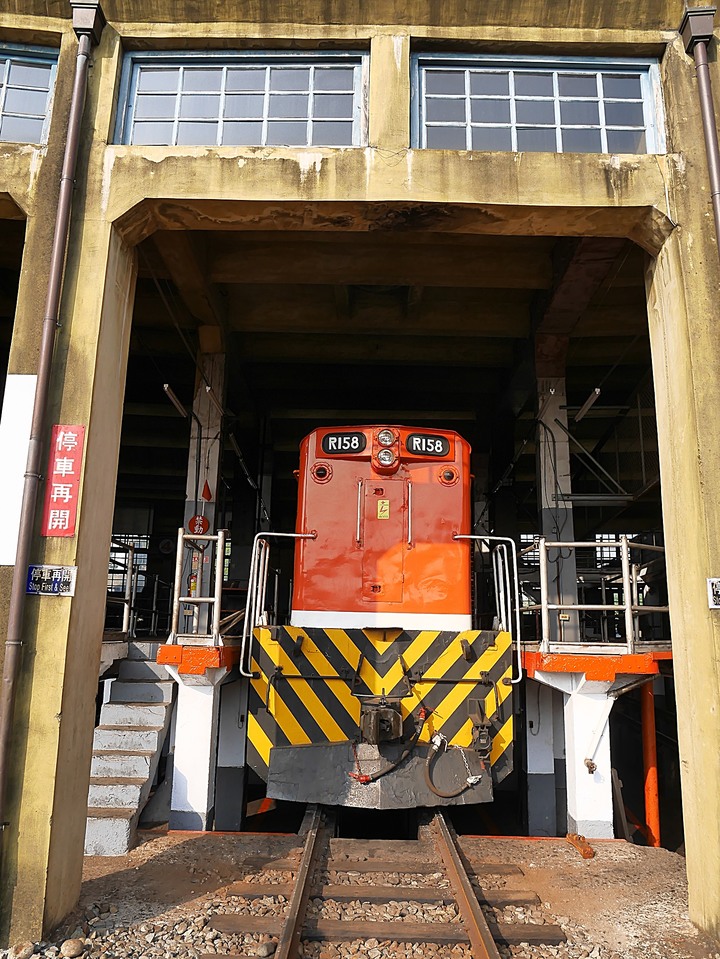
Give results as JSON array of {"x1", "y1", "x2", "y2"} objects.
[
  {"x1": 679, "y1": 6, "x2": 716, "y2": 54},
  {"x1": 69, "y1": 0, "x2": 107, "y2": 45}
]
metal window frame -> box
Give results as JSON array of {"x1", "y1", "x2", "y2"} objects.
[
  {"x1": 116, "y1": 50, "x2": 368, "y2": 148},
  {"x1": 412, "y1": 53, "x2": 665, "y2": 155},
  {"x1": 0, "y1": 43, "x2": 58, "y2": 145}
]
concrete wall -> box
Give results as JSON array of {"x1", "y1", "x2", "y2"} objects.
[{"x1": 1, "y1": 0, "x2": 720, "y2": 945}]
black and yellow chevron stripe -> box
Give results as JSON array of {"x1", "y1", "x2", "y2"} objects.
[{"x1": 246, "y1": 627, "x2": 514, "y2": 791}]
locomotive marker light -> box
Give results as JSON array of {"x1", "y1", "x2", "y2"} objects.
[{"x1": 377, "y1": 448, "x2": 396, "y2": 466}]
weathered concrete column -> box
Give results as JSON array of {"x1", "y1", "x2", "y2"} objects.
[
  {"x1": 525, "y1": 679, "x2": 558, "y2": 836},
  {"x1": 536, "y1": 355, "x2": 580, "y2": 644},
  {"x1": 183, "y1": 343, "x2": 225, "y2": 534},
  {"x1": 368, "y1": 34, "x2": 410, "y2": 150}
]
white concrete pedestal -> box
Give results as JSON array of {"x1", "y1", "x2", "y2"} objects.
[{"x1": 166, "y1": 666, "x2": 227, "y2": 830}]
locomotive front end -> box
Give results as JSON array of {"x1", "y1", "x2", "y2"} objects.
[{"x1": 245, "y1": 426, "x2": 515, "y2": 809}]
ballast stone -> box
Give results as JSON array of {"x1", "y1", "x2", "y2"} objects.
[
  {"x1": 8, "y1": 942, "x2": 34, "y2": 959},
  {"x1": 60, "y1": 939, "x2": 85, "y2": 958}
]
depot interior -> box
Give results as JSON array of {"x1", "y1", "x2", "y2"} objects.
[{"x1": 0, "y1": 220, "x2": 680, "y2": 845}]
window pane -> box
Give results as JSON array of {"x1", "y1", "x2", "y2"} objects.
[
  {"x1": 182, "y1": 68, "x2": 221, "y2": 92},
  {"x1": 603, "y1": 74, "x2": 642, "y2": 100},
  {"x1": 179, "y1": 94, "x2": 220, "y2": 119},
  {"x1": 225, "y1": 94, "x2": 264, "y2": 119},
  {"x1": 426, "y1": 97, "x2": 466, "y2": 123},
  {"x1": 270, "y1": 68, "x2": 310, "y2": 91},
  {"x1": 137, "y1": 68, "x2": 178, "y2": 93},
  {"x1": 562, "y1": 128, "x2": 602, "y2": 152},
  {"x1": 269, "y1": 93, "x2": 308, "y2": 118},
  {"x1": 4, "y1": 87, "x2": 48, "y2": 115},
  {"x1": 222, "y1": 120, "x2": 263, "y2": 145},
  {"x1": 604, "y1": 100, "x2": 644, "y2": 126},
  {"x1": 560, "y1": 100, "x2": 600, "y2": 125},
  {"x1": 607, "y1": 128, "x2": 646, "y2": 153},
  {"x1": 470, "y1": 72, "x2": 509, "y2": 96},
  {"x1": 516, "y1": 100, "x2": 555, "y2": 125},
  {"x1": 314, "y1": 67, "x2": 354, "y2": 91},
  {"x1": 266, "y1": 120, "x2": 308, "y2": 145},
  {"x1": 311, "y1": 120, "x2": 353, "y2": 145},
  {"x1": 558, "y1": 74, "x2": 597, "y2": 97},
  {"x1": 176, "y1": 120, "x2": 218, "y2": 145},
  {"x1": 313, "y1": 93, "x2": 354, "y2": 119},
  {"x1": 425, "y1": 70, "x2": 465, "y2": 95},
  {"x1": 131, "y1": 121, "x2": 174, "y2": 145},
  {"x1": 471, "y1": 126, "x2": 512, "y2": 150},
  {"x1": 516, "y1": 126, "x2": 556, "y2": 151},
  {"x1": 0, "y1": 114, "x2": 44, "y2": 142},
  {"x1": 0, "y1": 63, "x2": 5, "y2": 85},
  {"x1": 471, "y1": 98, "x2": 511, "y2": 124},
  {"x1": 426, "y1": 125, "x2": 467, "y2": 149},
  {"x1": 515, "y1": 72, "x2": 553, "y2": 97},
  {"x1": 7, "y1": 61, "x2": 51, "y2": 89},
  {"x1": 134, "y1": 94, "x2": 176, "y2": 119},
  {"x1": 226, "y1": 68, "x2": 266, "y2": 92}
]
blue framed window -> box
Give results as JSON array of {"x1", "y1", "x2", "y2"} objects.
[
  {"x1": 0, "y1": 45, "x2": 57, "y2": 144},
  {"x1": 116, "y1": 52, "x2": 367, "y2": 148},
  {"x1": 414, "y1": 55, "x2": 664, "y2": 154}
]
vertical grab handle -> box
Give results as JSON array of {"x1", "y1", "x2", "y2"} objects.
[
  {"x1": 356, "y1": 480, "x2": 363, "y2": 546},
  {"x1": 407, "y1": 481, "x2": 413, "y2": 547}
]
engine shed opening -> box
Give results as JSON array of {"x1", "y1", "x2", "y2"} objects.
[{"x1": 99, "y1": 217, "x2": 675, "y2": 848}]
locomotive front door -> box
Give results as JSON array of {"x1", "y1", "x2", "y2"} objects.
[{"x1": 361, "y1": 477, "x2": 406, "y2": 603}]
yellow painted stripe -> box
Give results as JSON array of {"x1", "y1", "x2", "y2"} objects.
[
  {"x1": 250, "y1": 662, "x2": 311, "y2": 747},
  {"x1": 448, "y1": 717, "x2": 474, "y2": 748},
  {"x1": 247, "y1": 712, "x2": 272, "y2": 768},
  {"x1": 490, "y1": 715, "x2": 514, "y2": 765},
  {"x1": 299, "y1": 644, "x2": 361, "y2": 726},
  {"x1": 482, "y1": 663, "x2": 514, "y2": 719},
  {"x1": 265, "y1": 644, "x2": 347, "y2": 742}
]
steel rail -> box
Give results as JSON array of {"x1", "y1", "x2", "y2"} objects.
[
  {"x1": 275, "y1": 804, "x2": 326, "y2": 959},
  {"x1": 432, "y1": 811, "x2": 502, "y2": 959}
]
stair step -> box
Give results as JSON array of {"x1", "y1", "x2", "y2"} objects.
[
  {"x1": 126, "y1": 641, "x2": 160, "y2": 661},
  {"x1": 109, "y1": 680, "x2": 174, "y2": 704},
  {"x1": 118, "y1": 659, "x2": 168, "y2": 681},
  {"x1": 85, "y1": 807, "x2": 139, "y2": 856},
  {"x1": 88, "y1": 777, "x2": 147, "y2": 808},
  {"x1": 100, "y1": 702, "x2": 169, "y2": 727},
  {"x1": 91, "y1": 751, "x2": 153, "y2": 778},
  {"x1": 93, "y1": 725, "x2": 164, "y2": 752}
]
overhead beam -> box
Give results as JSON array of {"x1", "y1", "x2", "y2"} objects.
[
  {"x1": 152, "y1": 230, "x2": 228, "y2": 337},
  {"x1": 209, "y1": 238, "x2": 552, "y2": 289}
]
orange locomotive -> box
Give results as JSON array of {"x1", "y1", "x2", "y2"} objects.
[
  {"x1": 291, "y1": 425, "x2": 473, "y2": 631},
  {"x1": 245, "y1": 425, "x2": 515, "y2": 810}
]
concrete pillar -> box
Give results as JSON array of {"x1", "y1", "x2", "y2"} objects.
[
  {"x1": 215, "y1": 677, "x2": 250, "y2": 830},
  {"x1": 184, "y1": 347, "x2": 225, "y2": 532},
  {"x1": 166, "y1": 667, "x2": 227, "y2": 830},
  {"x1": 531, "y1": 672, "x2": 614, "y2": 838},
  {"x1": 525, "y1": 679, "x2": 557, "y2": 836},
  {"x1": 537, "y1": 371, "x2": 580, "y2": 644},
  {"x1": 563, "y1": 679, "x2": 614, "y2": 837},
  {"x1": 368, "y1": 34, "x2": 410, "y2": 150}
]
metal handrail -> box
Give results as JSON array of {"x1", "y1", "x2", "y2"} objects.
[
  {"x1": 239, "y1": 531, "x2": 317, "y2": 678},
  {"x1": 528, "y1": 535, "x2": 668, "y2": 654},
  {"x1": 454, "y1": 534, "x2": 523, "y2": 684},
  {"x1": 168, "y1": 526, "x2": 227, "y2": 646}
]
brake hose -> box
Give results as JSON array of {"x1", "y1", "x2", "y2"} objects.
[{"x1": 424, "y1": 734, "x2": 477, "y2": 799}]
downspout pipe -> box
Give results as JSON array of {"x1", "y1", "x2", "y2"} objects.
[
  {"x1": 680, "y1": 7, "x2": 720, "y2": 255},
  {"x1": 0, "y1": 1, "x2": 106, "y2": 837}
]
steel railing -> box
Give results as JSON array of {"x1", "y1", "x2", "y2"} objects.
[
  {"x1": 521, "y1": 535, "x2": 668, "y2": 654},
  {"x1": 168, "y1": 527, "x2": 227, "y2": 646}
]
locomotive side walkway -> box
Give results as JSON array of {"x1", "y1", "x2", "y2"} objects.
[{"x1": 3, "y1": 829, "x2": 717, "y2": 959}]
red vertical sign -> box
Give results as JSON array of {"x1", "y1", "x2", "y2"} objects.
[{"x1": 41, "y1": 425, "x2": 86, "y2": 537}]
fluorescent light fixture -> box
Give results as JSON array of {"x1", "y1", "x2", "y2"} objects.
[
  {"x1": 574, "y1": 387, "x2": 601, "y2": 423},
  {"x1": 163, "y1": 383, "x2": 188, "y2": 418}
]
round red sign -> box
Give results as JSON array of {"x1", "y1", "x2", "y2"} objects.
[{"x1": 187, "y1": 514, "x2": 209, "y2": 535}]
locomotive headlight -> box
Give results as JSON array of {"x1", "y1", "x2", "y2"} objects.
[
  {"x1": 377, "y1": 448, "x2": 396, "y2": 466},
  {"x1": 377, "y1": 429, "x2": 395, "y2": 447}
]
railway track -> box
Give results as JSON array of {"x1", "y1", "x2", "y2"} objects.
[{"x1": 206, "y1": 805, "x2": 566, "y2": 959}]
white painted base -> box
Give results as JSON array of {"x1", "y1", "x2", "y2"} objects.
[
  {"x1": 168, "y1": 675, "x2": 222, "y2": 830},
  {"x1": 290, "y1": 610, "x2": 472, "y2": 630}
]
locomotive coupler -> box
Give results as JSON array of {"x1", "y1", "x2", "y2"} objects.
[{"x1": 359, "y1": 696, "x2": 403, "y2": 744}]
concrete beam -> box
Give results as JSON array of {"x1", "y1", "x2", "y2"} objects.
[{"x1": 152, "y1": 231, "x2": 227, "y2": 339}]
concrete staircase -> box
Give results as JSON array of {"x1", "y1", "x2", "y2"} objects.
[{"x1": 85, "y1": 641, "x2": 175, "y2": 856}]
